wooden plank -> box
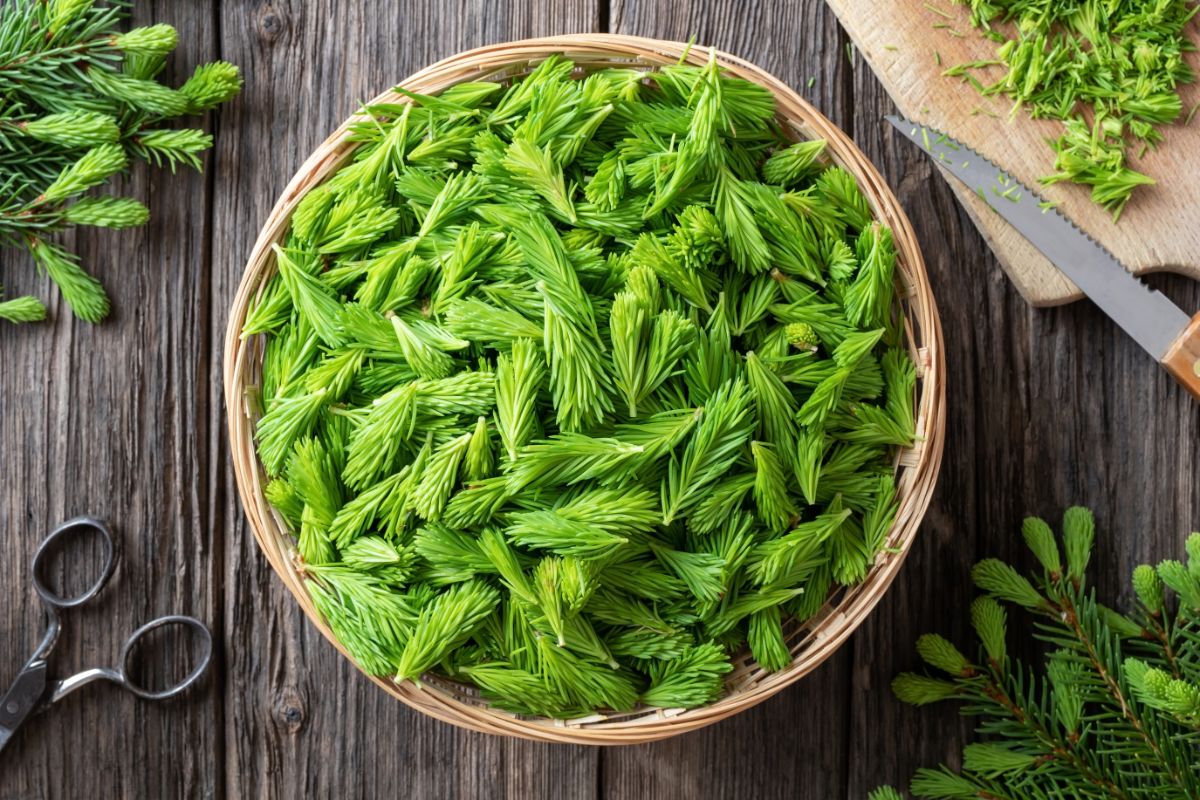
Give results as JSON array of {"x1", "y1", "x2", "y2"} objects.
[
  {"x1": 0, "y1": 1, "x2": 222, "y2": 796},
  {"x1": 1, "y1": 2, "x2": 1194, "y2": 797},
  {"x1": 827, "y1": 0, "x2": 1200, "y2": 306},
  {"x1": 211, "y1": 1, "x2": 601, "y2": 797},
  {"x1": 845, "y1": 37, "x2": 1200, "y2": 795},
  {"x1": 603, "y1": 1, "x2": 855, "y2": 796}
]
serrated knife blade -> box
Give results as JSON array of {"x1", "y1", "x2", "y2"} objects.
[{"x1": 886, "y1": 117, "x2": 1200, "y2": 400}]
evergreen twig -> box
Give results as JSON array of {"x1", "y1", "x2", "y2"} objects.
[
  {"x1": 887, "y1": 508, "x2": 1200, "y2": 799},
  {"x1": 0, "y1": 0, "x2": 241, "y2": 322}
]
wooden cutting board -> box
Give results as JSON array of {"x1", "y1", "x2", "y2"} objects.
[{"x1": 826, "y1": 0, "x2": 1200, "y2": 306}]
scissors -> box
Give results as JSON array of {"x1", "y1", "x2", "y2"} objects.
[{"x1": 0, "y1": 517, "x2": 213, "y2": 754}]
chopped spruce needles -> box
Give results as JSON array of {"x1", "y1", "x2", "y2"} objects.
[
  {"x1": 944, "y1": 0, "x2": 1198, "y2": 219},
  {"x1": 246, "y1": 53, "x2": 917, "y2": 717}
]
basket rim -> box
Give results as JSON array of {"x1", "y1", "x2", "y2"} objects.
[{"x1": 222, "y1": 32, "x2": 947, "y2": 745}]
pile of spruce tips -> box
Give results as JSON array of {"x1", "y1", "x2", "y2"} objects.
[{"x1": 247, "y1": 54, "x2": 917, "y2": 717}]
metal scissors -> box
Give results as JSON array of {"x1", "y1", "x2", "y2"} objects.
[{"x1": 0, "y1": 517, "x2": 213, "y2": 754}]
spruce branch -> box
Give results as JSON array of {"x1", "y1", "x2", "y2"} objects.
[
  {"x1": 641, "y1": 642, "x2": 733, "y2": 709},
  {"x1": 884, "y1": 507, "x2": 1200, "y2": 800},
  {"x1": 0, "y1": 0, "x2": 241, "y2": 322}
]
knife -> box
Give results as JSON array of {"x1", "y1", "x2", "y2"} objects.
[{"x1": 886, "y1": 116, "x2": 1200, "y2": 401}]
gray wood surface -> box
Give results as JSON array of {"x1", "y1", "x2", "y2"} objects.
[{"x1": 1, "y1": 1, "x2": 1197, "y2": 798}]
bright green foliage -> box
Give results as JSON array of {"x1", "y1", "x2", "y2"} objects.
[
  {"x1": 1021, "y1": 515, "x2": 1061, "y2": 576},
  {"x1": 844, "y1": 224, "x2": 895, "y2": 330},
  {"x1": 914, "y1": 633, "x2": 970, "y2": 677},
  {"x1": 891, "y1": 672, "x2": 959, "y2": 705},
  {"x1": 762, "y1": 139, "x2": 827, "y2": 187},
  {"x1": 943, "y1": 0, "x2": 1197, "y2": 218},
  {"x1": 494, "y1": 337, "x2": 546, "y2": 461},
  {"x1": 661, "y1": 378, "x2": 756, "y2": 524},
  {"x1": 886, "y1": 507, "x2": 1200, "y2": 799},
  {"x1": 1133, "y1": 563, "x2": 1166, "y2": 614},
  {"x1": 395, "y1": 580, "x2": 499, "y2": 680},
  {"x1": 29, "y1": 239, "x2": 109, "y2": 322},
  {"x1": 248, "y1": 54, "x2": 917, "y2": 717},
  {"x1": 748, "y1": 605, "x2": 791, "y2": 671},
  {"x1": 971, "y1": 558, "x2": 1045, "y2": 610},
  {"x1": 641, "y1": 643, "x2": 734, "y2": 708},
  {"x1": 0, "y1": 287, "x2": 46, "y2": 323},
  {"x1": 0, "y1": 0, "x2": 241, "y2": 321},
  {"x1": 752, "y1": 441, "x2": 798, "y2": 534}
]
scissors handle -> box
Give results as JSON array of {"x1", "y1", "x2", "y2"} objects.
[
  {"x1": 52, "y1": 616, "x2": 214, "y2": 703},
  {"x1": 31, "y1": 517, "x2": 117, "y2": 609}
]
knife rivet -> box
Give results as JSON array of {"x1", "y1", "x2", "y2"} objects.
[
  {"x1": 1193, "y1": 359, "x2": 1200, "y2": 378},
  {"x1": 5, "y1": 701, "x2": 17, "y2": 714}
]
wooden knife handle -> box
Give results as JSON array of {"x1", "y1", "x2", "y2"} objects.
[{"x1": 1163, "y1": 312, "x2": 1200, "y2": 401}]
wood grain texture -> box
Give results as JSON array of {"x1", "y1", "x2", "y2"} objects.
[
  {"x1": 1, "y1": 0, "x2": 1198, "y2": 797},
  {"x1": 827, "y1": 0, "x2": 1200, "y2": 306},
  {"x1": 0, "y1": 2, "x2": 222, "y2": 797}
]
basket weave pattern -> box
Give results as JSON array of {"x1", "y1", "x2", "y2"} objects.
[{"x1": 224, "y1": 34, "x2": 946, "y2": 744}]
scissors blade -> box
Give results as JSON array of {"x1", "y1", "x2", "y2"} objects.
[{"x1": 0, "y1": 661, "x2": 49, "y2": 753}]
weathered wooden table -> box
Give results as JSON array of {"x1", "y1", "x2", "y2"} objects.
[{"x1": 2, "y1": 1, "x2": 1198, "y2": 797}]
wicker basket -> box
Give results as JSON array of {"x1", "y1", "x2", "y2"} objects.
[{"x1": 223, "y1": 34, "x2": 946, "y2": 745}]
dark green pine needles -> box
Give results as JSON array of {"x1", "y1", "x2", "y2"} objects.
[
  {"x1": 246, "y1": 52, "x2": 918, "y2": 718},
  {"x1": 0, "y1": 0, "x2": 241, "y2": 322}
]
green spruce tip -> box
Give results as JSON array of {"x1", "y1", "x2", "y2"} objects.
[
  {"x1": 0, "y1": 287, "x2": 47, "y2": 323},
  {"x1": 248, "y1": 53, "x2": 919, "y2": 717},
  {"x1": 0, "y1": 0, "x2": 242, "y2": 323},
  {"x1": 889, "y1": 507, "x2": 1200, "y2": 799}
]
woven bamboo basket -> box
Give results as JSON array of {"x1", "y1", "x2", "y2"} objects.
[{"x1": 224, "y1": 34, "x2": 946, "y2": 745}]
